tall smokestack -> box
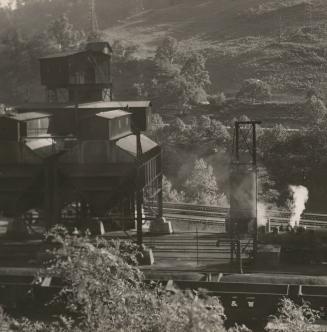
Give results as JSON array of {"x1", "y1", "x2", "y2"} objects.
[{"x1": 288, "y1": 185, "x2": 309, "y2": 227}]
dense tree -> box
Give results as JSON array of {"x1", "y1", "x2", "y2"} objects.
[
  {"x1": 258, "y1": 123, "x2": 327, "y2": 211},
  {"x1": 112, "y1": 39, "x2": 139, "y2": 62},
  {"x1": 0, "y1": 27, "x2": 53, "y2": 102},
  {"x1": 155, "y1": 36, "x2": 179, "y2": 65},
  {"x1": 258, "y1": 124, "x2": 289, "y2": 155},
  {"x1": 47, "y1": 14, "x2": 84, "y2": 51},
  {"x1": 149, "y1": 113, "x2": 166, "y2": 143},
  {"x1": 236, "y1": 78, "x2": 272, "y2": 103},
  {"x1": 304, "y1": 90, "x2": 327, "y2": 126},
  {"x1": 162, "y1": 175, "x2": 184, "y2": 202},
  {"x1": 153, "y1": 36, "x2": 210, "y2": 111},
  {"x1": 183, "y1": 158, "x2": 226, "y2": 206}
]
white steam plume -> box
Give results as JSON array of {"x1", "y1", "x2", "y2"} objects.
[
  {"x1": 289, "y1": 185, "x2": 309, "y2": 227},
  {"x1": 257, "y1": 202, "x2": 268, "y2": 227},
  {"x1": 248, "y1": 202, "x2": 267, "y2": 233}
]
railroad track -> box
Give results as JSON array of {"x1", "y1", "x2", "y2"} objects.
[
  {"x1": 143, "y1": 233, "x2": 252, "y2": 264},
  {"x1": 163, "y1": 202, "x2": 327, "y2": 229}
]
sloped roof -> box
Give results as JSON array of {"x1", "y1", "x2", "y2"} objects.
[
  {"x1": 25, "y1": 138, "x2": 56, "y2": 159},
  {"x1": 96, "y1": 110, "x2": 131, "y2": 120},
  {"x1": 40, "y1": 42, "x2": 112, "y2": 60},
  {"x1": 81, "y1": 101, "x2": 151, "y2": 109},
  {"x1": 14, "y1": 101, "x2": 151, "y2": 111},
  {"x1": 116, "y1": 134, "x2": 158, "y2": 157},
  {"x1": 6, "y1": 112, "x2": 52, "y2": 122},
  {"x1": 39, "y1": 50, "x2": 82, "y2": 59}
]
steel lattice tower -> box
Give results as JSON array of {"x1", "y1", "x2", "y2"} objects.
[{"x1": 88, "y1": 0, "x2": 99, "y2": 40}]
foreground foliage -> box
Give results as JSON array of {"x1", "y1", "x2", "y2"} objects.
[
  {"x1": 266, "y1": 298, "x2": 321, "y2": 332},
  {"x1": 0, "y1": 229, "x2": 321, "y2": 332},
  {"x1": 7, "y1": 230, "x2": 238, "y2": 332}
]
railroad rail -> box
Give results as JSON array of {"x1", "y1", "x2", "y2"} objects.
[{"x1": 163, "y1": 202, "x2": 327, "y2": 230}]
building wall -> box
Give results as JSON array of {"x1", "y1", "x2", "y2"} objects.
[
  {"x1": 108, "y1": 116, "x2": 131, "y2": 140},
  {"x1": 26, "y1": 117, "x2": 51, "y2": 136},
  {"x1": 40, "y1": 58, "x2": 69, "y2": 87},
  {"x1": 59, "y1": 140, "x2": 134, "y2": 164},
  {"x1": 0, "y1": 118, "x2": 20, "y2": 141}
]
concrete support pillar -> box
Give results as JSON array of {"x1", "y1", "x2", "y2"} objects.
[{"x1": 149, "y1": 216, "x2": 173, "y2": 234}]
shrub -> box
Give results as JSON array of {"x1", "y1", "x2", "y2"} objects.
[
  {"x1": 236, "y1": 79, "x2": 272, "y2": 103},
  {"x1": 266, "y1": 298, "x2": 321, "y2": 332},
  {"x1": 208, "y1": 92, "x2": 226, "y2": 106},
  {"x1": 13, "y1": 230, "x2": 230, "y2": 332}
]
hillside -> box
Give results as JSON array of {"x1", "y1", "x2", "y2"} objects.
[
  {"x1": 102, "y1": 0, "x2": 327, "y2": 99},
  {"x1": 1, "y1": 0, "x2": 327, "y2": 100}
]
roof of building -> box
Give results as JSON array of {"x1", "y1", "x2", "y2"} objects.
[
  {"x1": 25, "y1": 138, "x2": 56, "y2": 159},
  {"x1": 14, "y1": 101, "x2": 151, "y2": 111},
  {"x1": 40, "y1": 42, "x2": 112, "y2": 60},
  {"x1": 39, "y1": 50, "x2": 82, "y2": 59},
  {"x1": 4, "y1": 112, "x2": 52, "y2": 121},
  {"x1": 96, "y1": 110, "x2": 131, "y2": 119},
  {"x1": 80, "y1": 101, "x2": 151, "y2": 109},
  {"x1": 116, "y1": 134, "x2": 158, "y2": 157}
]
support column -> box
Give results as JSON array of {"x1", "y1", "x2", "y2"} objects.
[
  {"x1": 236, "y1": 237, "x2": 243, "y2": 274},
  {"x1": 44, "y1": 157, "x2": 60, "y2": 229},
  {"x1": 149, "y1": 149, "x2": 172, "y2": 234},
  {"x1": 136, "y1": 131, "x2": 143, "y2": 247},
  {"x1": 158, "y1": 149, "x2": 163, "y2": 218},
  {"x1": 135, "y1": 131, "x2": 153, "y2": 265},
  {"x1": 136, "y1": 184, "x2": 143, "y2": 247}
]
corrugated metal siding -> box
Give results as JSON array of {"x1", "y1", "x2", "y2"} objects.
[
  {"x1": 109, "y1": 116, "x2": 131, "y2": 140},
  {"x1": 26, "y1": 118, "x2": 50, "y2": 136},
  {"x1": 68, "y1": 53, "x2": 110, "y2": 86},
  {"x1": 59, "y1": 140, "x2": 134, "y2": 164},
  {"x1": 40, "y1": 57, "x2": 69, "y2": 87}
]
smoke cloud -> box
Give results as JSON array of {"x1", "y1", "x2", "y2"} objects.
[
  {"x1": 288, "y1": 185, "x2": 309, "y2": 227},
  {"x1": 257, "y1": 202, "x2": 268, "y2": 227}
]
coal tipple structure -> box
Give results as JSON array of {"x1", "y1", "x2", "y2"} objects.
[{"x1": 0, "y1": 41, "x2": 163, "y2": 236}]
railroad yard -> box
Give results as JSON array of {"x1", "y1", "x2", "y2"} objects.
[
  {"x1": 103, "y1": 202, "x2": 327, "y2": 328},
  {"x1": 1, "y1": 1, "x2": 327, "y2": 329}
]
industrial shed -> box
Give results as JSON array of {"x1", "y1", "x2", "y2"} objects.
[{"x1": 0, "y1": 41, "x2": 163, "y2": 235}]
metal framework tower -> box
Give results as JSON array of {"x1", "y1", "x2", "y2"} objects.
[
  {"x1": 304, "y1": 1, "x2": 313, "y2": 33},
  {"x1": 229, "y1": 121, "x2": 261, "y2": 273},
  {"x1": 88, "y1": 0, "x2": 99, "y2": 41}
]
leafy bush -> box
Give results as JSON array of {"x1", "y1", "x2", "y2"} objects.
[
  {"x1": 208, "y1": 92, "x2": 226, "y2": 106},
  {"x1": 159, "y1": 290, "x2": 226, "y2": 332},
  {"x1": 12, "y1": 230, "x2": 232, "y2": 332},
  {"x1": 2, "y1": 230, "x2": 323, "y2": 332},
  {"x1": 266, "y1": 298, "x2": 321, "y2": 332},
  {"x1": 236, "y1": 79, "x2": 272, "y2": 103}
]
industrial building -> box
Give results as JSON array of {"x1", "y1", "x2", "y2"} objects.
[{"x1": 0, "y1": 41, "x2": 163, "y2": 235}]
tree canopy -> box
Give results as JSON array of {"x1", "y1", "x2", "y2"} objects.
[
  {"x1": 236, "y1": 78, "x2": 272, "y2": 103},
  {"x1": 153, "y1": 36, "x2": 210, "y2": 111},
  {"x1": 183, "y1": 158, "x2": 226, "y2": 206}
]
